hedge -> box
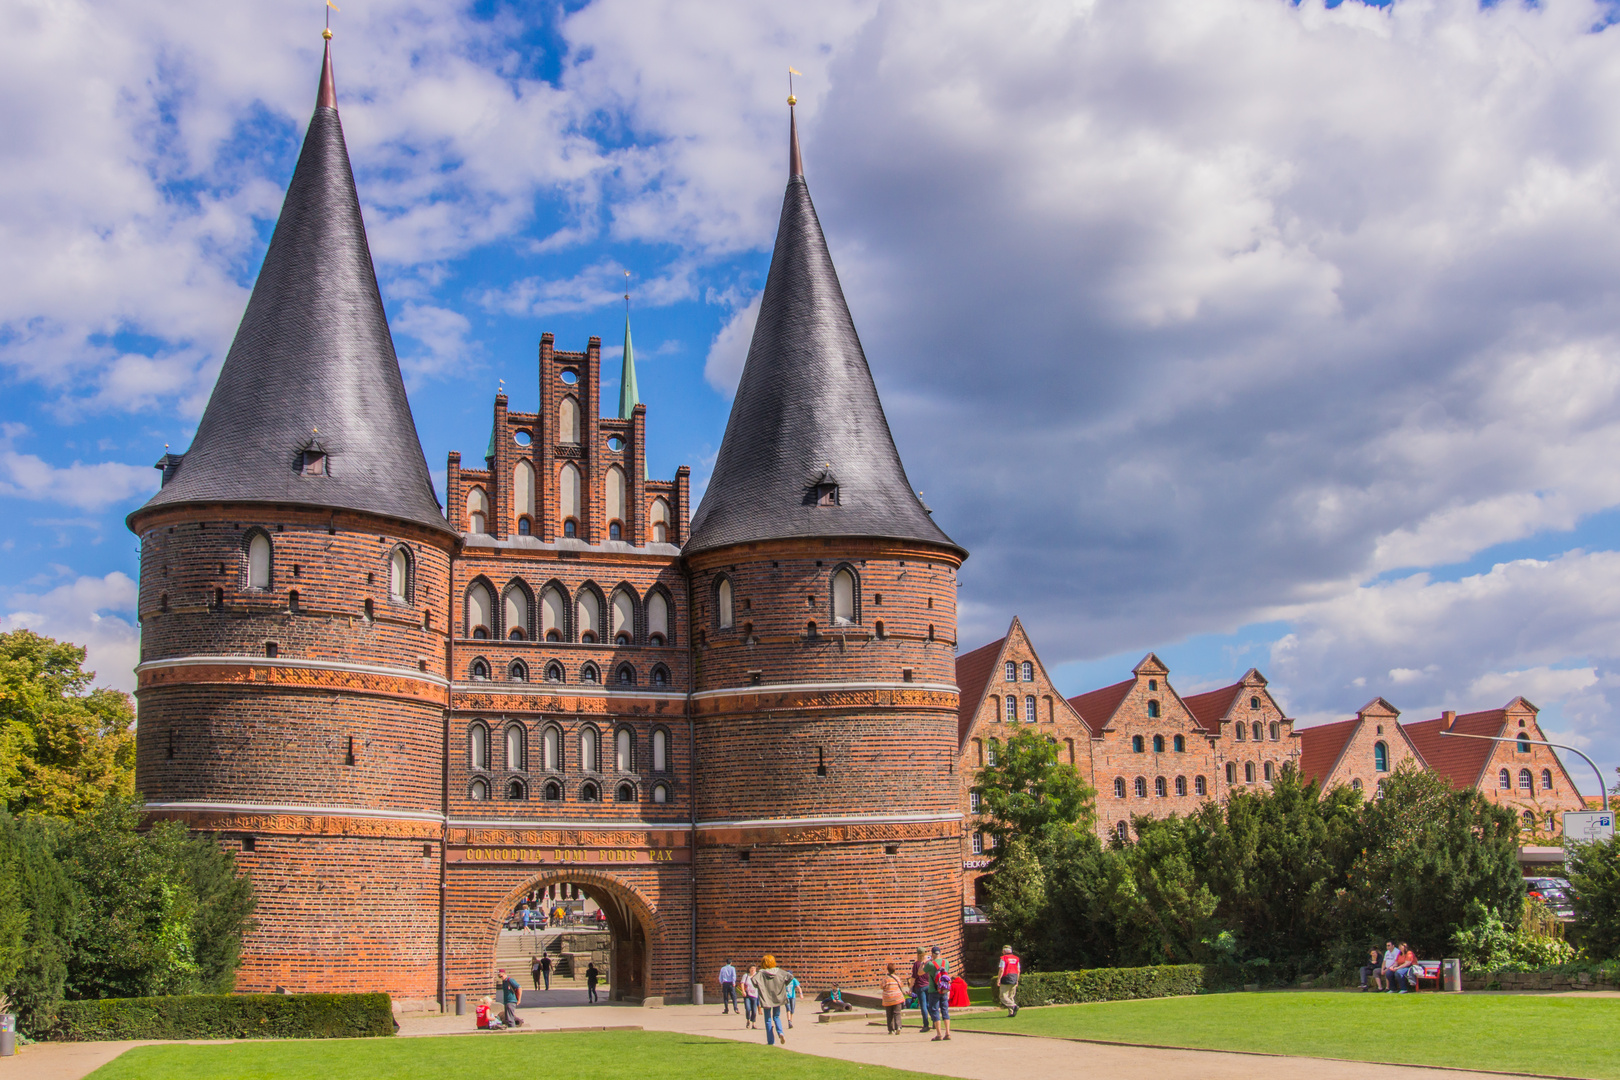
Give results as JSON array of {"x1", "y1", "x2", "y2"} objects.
[
  {"x1": 1014, "y1": 964, "x2": 1229, "y2": 1007},
  {"x1": 33, "y1": 993, "x2": 395, "y2": 1041}
]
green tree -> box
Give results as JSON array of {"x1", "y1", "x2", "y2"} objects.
[
  {"x1": 972, "y1": 727, "x2": 1096, "y2": 854},
  {"x1": 984, "y1": 837, "x2": 1048, "y2": 959},
  {"x1": 1104, "y1": 814, "x2": 1219, "y2": 965},
  {"x1": 1567, "y1": 833, "x2": 1620, "y2": 960},
  {"x1": 0, "y1": 810, "x2": 79, "y2": 1025},
  {"x1": 0, "y1": 630, "x2": 135, "y2": 818}
]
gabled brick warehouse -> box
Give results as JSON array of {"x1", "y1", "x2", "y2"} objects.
[{"x1": 130, "y1": 44, "x2": 965, "y2": 1008}]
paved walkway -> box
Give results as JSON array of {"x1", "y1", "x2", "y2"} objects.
[{"x1": 1, "y1": 997, "x2": 1593, "y2": 1080}]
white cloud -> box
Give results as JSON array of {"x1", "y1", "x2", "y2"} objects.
[
  {"x1": 704, "y1": 292, "x2": 762, "y2": 395},
  {"x1": 2, "y1": 571, "x2": 139, "y2": 692},
  {"x1": 0, "y1": 424, "x2": 153, "y2": 510}
]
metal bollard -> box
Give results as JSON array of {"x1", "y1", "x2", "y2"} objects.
[
  {"x1": 455, "y1": 992, "x2": 466, "y2": 1016},
  {"x1": 692, "y1": 983, "x2": 704, "y2": 1006},
  {"x1": 1, "y1": 1011, "x2": 15, "y2": 1056}
]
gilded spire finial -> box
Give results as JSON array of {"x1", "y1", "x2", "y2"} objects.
[{"x1": 787, "y1": 68, "x2": 803, "y2": 179}]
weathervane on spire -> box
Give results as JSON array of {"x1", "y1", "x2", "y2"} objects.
[
  {"x1": 788, "y1": 66, "x2": 800, "y2": 106},
  {"x1": 324, "y1": 0, "x2": 339, "y2": 39},
  {"x1": 787, "y1": 67, "x2": 804, "y2": 178}
]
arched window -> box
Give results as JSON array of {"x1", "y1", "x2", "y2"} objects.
[
  {"x1": 509, "y1": 661, "x2": 527, "y2": 682},
  {"x1": 1131, "y1": 735, "x2": 1144, "y2": 753},
  {"x1": 1226, "y1": 762, "x2": 1236, "y2": 784},
  {"x1": 832, "y1": 568, "x2": 856, "y2": 624},
  {"x1": 1541, "y1": 768, "x2": 1553, "y2": 791},
  {"x1": 716, "y1": 577, "x2": 734, "y2": 629},
  {"x1": 1173, "y1": 734, "x2": 1185, "y2": 752},
  {"x1": 1005, "y1": 662, "x2": 1017, "y2": 682},
  {"x1": 544, "y1": 781, "x2": 562, "y2": 802},
  {"x1": 1195, "y1": 775, "x2": 1207, "y2": 796},
  {"x1": 1152, "y1": 735, "x2": 1165, "y2": 753},
  {"x1": 1115, "y1": 821, "x2": 1129, "y2": 842},
  {"x1": 1518, "y1": 735, "x2": 1532, "y2": 753},
  {"x1": 466, "y1": 486, "x2": 489, "y2": 534},
  {"x1": 612, "y1": 588, "x2": 635, "y2": 645},
  {"x1": 1252, "y1": 721, "x2": 1263, "y2": 741},
  {"x1": 1269, "y1": 721, "x2": 1280, "y2": 741},
  {"x1": 616, "y1": 782, "x2": 635, "y2": 803},
  {"x1": 518, "y1": 518, "x2": 531, "y2": 535},
  {"x1": 470, "y1": 779, "x2": 489, "y2": 801},
  {"x1": 615, "y1": 728, "x2": 634, "y2": 772},
  {"x1": 1373, "y1": 741, "x2": 1388, "y2": 772},
  {"x1": 541, "y1": 586, "x2": 567, "y2": 640},
  {"x1": 1133, "y1": 776, "x2": 1147, "y2": 797},
  {"x1": 580, "y1": 663, "x2": 600, "y2": 685},
  {"x1": 466, "y1": 582, "x2": 494, "y2": 639},
  {"x1": 1523, "y1": 809, "x2": 1536, "y2": 827},
  {"x1": 1025, "y1": 696, "x2": 1036, "y2": 722},
  {"x1": 514, "y1": 459, "x2": 535, "y2": 530},
  {"x1": 504, "y1": 586, "x2": 530, "y2": 640},
  {"x1": 1021, "y1": 661, "x2": 1033, "y2": 681},
  {"x1": 615, "y1": 664, "x2": 636, "y2": 687},
  {"x1": 469, "y1": 724, "x2": 488, "y2": 770},
  {"x1": 651, "y1": 664, "x2": 669, "y2": 687},
  {"x1": 1518, "y1": 768, "x2": 1533, "y2": 791},
  {"x1": 1113, "y1": 777, "x2": 1126, "y2": 798},
  {"x1": 559, "y1": 463, "x2": 581, "y2": 534},
  {"x1": 647, "y1": 590, "x2": 670, "y2": 645},
  {"x1": 1155, "y1": 776, "x2": 1167, "y2": 797},
  {"x1": 545, "y1": 662, "x2": 564, "y2": 684},
  {"x1": 1352, "y1": 778, "x2": 1363, "y2": 791},
  {"x1": 1175, "y1": 775, "x2": 1187, "y2": 796},
  {"x1": 246, "y1": 531, "x2": 272, "y2": 589},
  {"x1": 1235, "y1": 722, "x2": 1246, "y2": 742},
  {"x1": 577, "y1": 588, "x2": 600, "y2": 643},
  {"x1": 580, "y1": 781, "x2": 600, "y2": 802},
  {"x1": 650, "y1": 497, "x2": 670, "y2": 544},
  {"x1": 652, "y1": 728, "x2": 669, "y2": 772},
  {"x1": 986, "y1": 742, "x2": 998, "y2": 766},
  {"x1": 927, "y1": 624, "x2": 935, "y2": 642},
  {"x1": 652, "y1": 782, "x2": 669, "y2": 804},
  {"x1": 580, "y1": 727, "x2": 599, "y2": 772},
  {"x1": 1147, "y1": 700, "x2": 1160, "y2": 719},
  {"x1": 542, "y1": 726, "x2": 561, "y2": 771},
  {"x1": 559, "y1": 395, "x2": 580, "y2": 444},
  {"x1": 1264, "y1": 761, "x2": 1274, "y2": 782},
  {"x1": 1250, "y1": 696, "x2": 1261, "y2": 709},
  {"x1": 1498, "y1": 768, "x2": 1511, "y2": 789},
  {"x1": 605, "y1": 464, "x2": 626, "y2": 539},
  {"x1": 505, "y1": 725, "x2": 525, "y2": 771},
  {"x1": 389, "y1": 546, "x2": 412, "y2": 602},
  {"x1": 1244, "y1": 761, "x2": 1255, "y2": 783},
  {"x1": 506, "y1": 779, "x2": 526, "y2": 800},
  {"x1": 470, "y1": 659, "x2": 490, "y2": 681}
]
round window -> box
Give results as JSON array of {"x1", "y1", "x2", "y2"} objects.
[
  {"x1": 513, "y1": 430, "x2": 532, "y2": 446},
  {"x1": 607, "y1": 436, "x2": 624, "y2": 452},
  {"x1": 560, "y1": 369, "x2": 579, "y2": 385}
]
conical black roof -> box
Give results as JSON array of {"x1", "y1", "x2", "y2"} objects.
[
  {"x1": 686, "y1": 112, "x2": 961, "y2": 557},
  {"x1": 132, "y1": 44, "x2": 450, "y2": 536}
]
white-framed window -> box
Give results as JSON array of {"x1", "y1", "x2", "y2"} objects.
[
  {"x1": 1005, "y1": 696, "x2": 1017, "y2": 722},
  {"x1": 1195, "y1": 775, "x2": 1207, "y2": 796},
  {"x1": 986, "y1": 743, "x2": 998, "y2": 766},
  {"x1": 970, "y1": 791, "x2": 981, "y2": 812},
  {"x1": 972, "y1": 833, "x2": 984, "y2": 855},
  {"x1": 1113, "y1": 777, "x2": 1126, "y2": 798},
  {"x1": 1024, "y1": 696, "x2": 1036, "y2": 722},
  {"x1": 1021, "y1": 661, "x2": 1033, "y2": 681},
  {"x1": 1134, "y1": 776, "x2": 1147, "y2": 797},
  {"x1": 1005, "y1": 662, "x2": 1016, "y2": 681},
  {"x1": 1175, "y1": 775, "x2": 1187, "y2": 796}
]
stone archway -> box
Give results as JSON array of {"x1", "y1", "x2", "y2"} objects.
[{"x1": 487, "y1": 870, "x2": 661, "y2": 1003}]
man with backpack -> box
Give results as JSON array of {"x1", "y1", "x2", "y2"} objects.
[
  {"x1": 922, "y1": 945, "x2": 952, "y2": 1041},
  {"x1": 910, "y1": 948, "x2": 932, "y2": 1033},
  {"x1": 997, "y1": 945, "x2": 1021, "y2": 1017},
  {"x1": 496, "y1": 968, "x2": 523, "y2": 1028}
]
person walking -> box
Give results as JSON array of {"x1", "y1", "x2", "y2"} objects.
[
  {"x1": 923, "y1": 946, "x2": 951, "y2": 1041},
  {"x1": 530, "y1": 955, "x2": 542, "y2": 992},
  {"x1": 496, "y1": 968, "x2": 523, "y2": 1028},
  {"x1": 741, "y1": 965, "x2": 760, "y2": 1028},
  {"x1": 719, "y1": 959, "x2": 739, "y2": 1014},
  {"x1": 540, "y1": 953, "x2": 553, "y2": 991},
  {"x1": 755, "y1": 955, "x2": 790, "y2": 1046},
  {"x1": 784, "y1": 970, "x2": 802, "y2": 1029},
  {"x1": 996, "y1": 945, "x2": 1021, "y2": 1017},
  {"x1": 880, "y1": 962, "x2": 906, "y2": 1034},
  {"x1": 910, "y1": 948, "x2": 932, "y2": 1034},
  {"x1": 585, "y1": 961, "x2": 601, "y2": 1003}
]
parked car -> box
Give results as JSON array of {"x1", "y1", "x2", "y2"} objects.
[
  {"x1": 962, "y1": 905, "x2": 988, "y2": 924},
  {"x1": 1526, "y1": 876, "x2": 1575, "y2": 918}
]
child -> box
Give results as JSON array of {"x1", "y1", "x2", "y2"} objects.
[{"x1": 476, "y1": 996, "x2": 503, "y2": 1029}]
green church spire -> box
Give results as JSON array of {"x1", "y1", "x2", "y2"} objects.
[{"x1": 618, "y1": 280, "x2": 639, "y2": 420}]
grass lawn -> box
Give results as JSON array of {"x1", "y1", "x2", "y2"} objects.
[
  {"x1": 950, "y1": 991, "x2": 1620, "y2": 1078},
  {"x1": 86, "y1": 1029, "x2": 939, "y2": 1080}
]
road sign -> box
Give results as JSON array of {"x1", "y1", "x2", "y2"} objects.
[{"x1": 1563, "y1": 811, "x2": 1615, "y2": 844}]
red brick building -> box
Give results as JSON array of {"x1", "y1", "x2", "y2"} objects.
[{"x1": 131, "y1": 47, "x2": 963, "y2": 1008}]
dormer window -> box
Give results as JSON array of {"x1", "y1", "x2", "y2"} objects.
[
  {"x1": 816, "y1": 482, "x2": 838, "y2": 506},
  {"x1": 301, "y1": 449, "x2": 327, "y2": 475}
]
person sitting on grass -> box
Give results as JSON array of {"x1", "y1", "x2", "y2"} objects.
[
  {"x1": 476, "y1": 996, "x2": 501, "y2": 1029},
  {"x1": 820, "y1": 986, "x2": 852, "y2": 1012}
]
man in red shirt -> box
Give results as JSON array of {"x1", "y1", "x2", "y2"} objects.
[{"x1": 997, "y1": 946, "x2": 1021, "y2": 1017}]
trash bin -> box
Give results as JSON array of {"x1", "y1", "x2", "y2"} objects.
[
  {"x1": 455, "y1": 992, "x2": 466, "y2": 1016},
  {"x1": 1442, "y1": 958, "x2": 1462, "y2": 993},
  {"x1": 1, "y1": 1011, "x2": 15, "y2": 1056}
]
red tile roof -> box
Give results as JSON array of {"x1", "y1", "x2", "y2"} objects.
[
  {"x1": 955, "y1": 637, "x2": 1006, "y2": 744},
  {"x1": 1297, "y1": 717, "x2": 1359, "y2": 784},
  {"x1": 1403, "y1": 709, "x2": 1506, "y2": 791},
  {"x1": 1183, "y1": 681, "x2": 1243, "y2": 735},
  {"x1": 1067, "y1": 678, "x2": 1135, "y2": 737}
]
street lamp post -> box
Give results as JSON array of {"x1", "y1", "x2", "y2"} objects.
[{"x1": 1437, "y1": 730, "x2": 1609, "y2": 813}]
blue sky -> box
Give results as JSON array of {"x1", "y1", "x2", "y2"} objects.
[{"x1": 5, "y1": 0, "x2": 1620, "y2": 795}]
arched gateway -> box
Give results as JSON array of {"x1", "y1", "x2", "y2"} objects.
[{"x1": 476, "y1": 871, "x2": 660, "y2": 1002}]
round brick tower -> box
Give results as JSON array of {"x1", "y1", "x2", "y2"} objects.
[
  {"x1": 686, "y1": 105, "x2": 968, "y2": 988},
  {"x1": 128, "y1": 41, "x2": 457, "y2": 1006}
]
